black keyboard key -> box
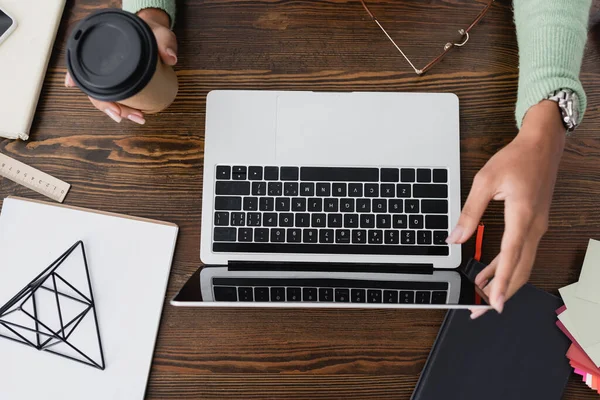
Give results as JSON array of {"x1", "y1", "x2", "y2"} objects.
[
  {"x1": 389, "y1": 199, "x2": 403, "y2": 213},
  {"x1": 373, "y1": 199, "x2": 387, "y2": 213},
  {"x1": 303, "y1": 229, "x2": 318, "y2": 243},
  {"x1": 214, "y1": 286, "x2": 237, "y2": 301},
  {"x1": 339, "y1": 198, "x2": 354, "y2": 213},
  {"x1": 416, "y1": 291, "x2": 431, "y2": 304},
  {"x1": 238, "y1": 228, "x2": 253, "y2": 242},
  {"x1": 247, "y1": 213, "x2": 261, "y2": 227},
  {"x1": 259, "y1": 197, "x2": 274, "y2": 211},
  {"x1": 421, "y1": 200, "x2": 448, "y2": 214},
  {"x1": 344, "y1": 214, "x2": 359, "y2": 228},
  {"x1": 271, "y1": 287, "x2": 286, "y2": 302},
  {"x1": 216, "y1": 181, "x2": 250, "y2": 196},
  {"x1": 276, "y1": 197, "x2": 290, "y2": 211},
  {"x1": 432, "y1": 291, "x2": 447, "y2": 304},
  {"x1": 248, "y1": 166, "x2": 263, "y2": 180},
  {"x1": 216, "y1": 166, "x2": 231, "y2": 180},
  {"x1": 252, "y1": 181, "x2": 267, "y2": 196},
  {"x1": 426, "y1": 215, "x2": 448, "y2": 229},
  {"x1": 360, "y1": 214, "x2": 375, "y2": 228},
  {"x1": 401, "y1": 230, "x2": 415, "y2": 244},
  {"x1": 396, "y1": 184, "x2": 411, "y2": 198},
  {"x1": 271, "y1": 228, "x2": 285, "y2": 242},
  {"x1": 255, "y1": 287, "x2": 270, "y2": 302},
  {"x1": 232, "y1": 166, "x2": 247, "y2": 180},
  {"x1": 384, "y1": 290, "x2": 398, "y2": 303},
  {"x1": 393, "y1": 215, "x2": 407, "y2": 229},
  {"x1": 400, "y1": 291, "x2": 414, "y2": 303},
  {"x1": 368, "y1": 230, "x2": 383, "y2": 244},
  {"x1": 405, "y1": 199, "x2": 419, "y2": 213},
  {"x1": 243, "y1": 197, "x2": 258, "y2": 211},
  {"x1": 303, "y1": 287, "x2": 317, "y2": 302},
  {"x1": 316, "y1": 183, "x2": 331, "y2": 196},
  {"x1": 231, "y1": 212, "x2": 245, "y2": 226},
  {"x1": 332, "y1": 183, "x2": 346, "y2": 197},
  {"x1": 284, "y1": 182, "x2": 299, "y2": 196},
  {"x1": 367, "y1": 289, "x2": 382, "y2": 303},
  {"x1": 364, "y1": 184, "x2": 379, "y2": 197},
  {"x1": 433, "y1": 169, "x2": 448, "y2": 183},
  {"x1": 335, "y1": 229, "x2": 351, "y2": 243},
  {"x1": 401, "y1": 168, "x2": 415, "y2": 182},
  {"x1": 292, "y1": 198, "x2": 307, "y2": 211},
  {"x1": 238, "y1": 287, "x2": 253, "y2": 302},
  {"x1": 281, "y1": 167, "x2": 299, "y2": 181},
  {"x1": 268, "y1": 182, "x2": 282, "y2": 196},
  {"x1": 254, "y1": 228, "x2": 269, "y2": 242},
  {"x1": 213, "y1": 243, "x2": 450, "y2": 256},
  {"x1": 414, "y1": 184, "x2": 448, "y2": 199},
  {"x1": 376, "y1": 215, "x2": 391, "y2": 228},
  {"x1": 328, "y1": 214, "x2": 343, "y2": 228},
  {"x1": 409, "y1": 215, "x2": 423, "y2": 229},
  {"x1": 381, "y1": 184, "x2": 395, "y2": 198},
  {"x1": 384, "y1": 230, "x2": 399, "y2": 244},
  {"x1": 279, "y1": 213, "x2": 294, "y2": 227},
  {"x1": 319, "y1": 288, "x2": 334, "y2": 302},
  {"x1": 417, "y1": 168, "x2": 431, "y2": 182},
  {"x1": 348, "y1": 183, "x2": 363, "y2": 197},
  {"x1": 417, "y1": 230, "x2": 432, "y2": 244},
  {"x1": 287, "y1": 228, "x2": 301, "y2": 242},
  {"x1": 214, "y1": 212, "x2": 229, "y2": 226},
  {"x1": 356, "y1": 199, "x2": 371, "y2": 213},
  {"x1": 264, "y1": 166, "x2": 279, "y2": 180},
  {"x1": 263, "y1": 213, "x2": 278, "y2": 226},
  {"x1": 312, "y1": 213, "x2": 327, "y2": 227},
  {"x1": 300, "y1": 182, "x2": 315, "y2": 196},
  {"x1": 319, "y1": 229, "x2": 334, "y2": 243},
  {"x1": 325, "y1": 198, "x2": 339, "y2": 212},
  {"x1": 287, "y1": 287, "x2": 301, "y2": 302},
  {"x1": 308, "y1": 198, "x2": 323, "y2": 212},
  {"x1": 434, "y1": 231, "x2": 448, "y2": 245},
  {"x1": 215, "y1": 196, "x2": 242, "y2": 211},
  {"x1": 335, "y1": 288, "x2": 350, "y2": 302},
  {"x1": 295, "y1": 213, "x2": 310, "y2": 227},
  {"x1": 352, "y1": 229, "x2": 367, "y2": 244},
  {"x1": 352, "y1": 289, "x2": 366, "y2": 303},
  {"x1": 381, "y1": 168, "x2": 399, "y2": 182},
  {"x1": 300, "y1": 167, "x2": 379, "y2": 182}
]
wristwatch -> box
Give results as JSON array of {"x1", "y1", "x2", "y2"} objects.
[{"x1": 546, "y1": 89, "x2": 580, "y2": 132}]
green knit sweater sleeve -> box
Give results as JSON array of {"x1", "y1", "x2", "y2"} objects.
[
  {"x1": 122, "y1": 0, "x2": 176, "y2": 28},
  {"x1": 514, "y1": 0, "x2": 591, "y2": 127}
]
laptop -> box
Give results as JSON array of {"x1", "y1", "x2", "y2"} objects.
[{"x1": 172, "y1": 90, "x2": 490, "y2": 309}]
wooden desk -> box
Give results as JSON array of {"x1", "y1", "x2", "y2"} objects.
[{"x1": 2, "y1": 0, "x2": 600, "y2": 398}]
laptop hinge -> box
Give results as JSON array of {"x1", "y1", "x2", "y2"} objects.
[{"x1": 226, "y1": 261, "x2": 434, "y2": 275}]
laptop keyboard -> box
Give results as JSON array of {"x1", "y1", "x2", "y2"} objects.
[
  {"x1": 212, "y1": 166, "x2": 450, "y2": 256},
  {"x1": 212, "y1": 278, "x2": 449, "y2": 304}
]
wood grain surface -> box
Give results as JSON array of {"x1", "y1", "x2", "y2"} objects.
[{"x1": 2, "y1": 0, "x2": 600, "y2": 398}]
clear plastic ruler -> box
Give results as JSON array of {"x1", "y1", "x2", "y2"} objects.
[{"x1": 0, "y1": 152, "x2": 71, "y2": 203}]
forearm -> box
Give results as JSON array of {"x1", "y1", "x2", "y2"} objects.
[
  {"x1": 513, "y1": 0, "x2": 591, "y2": 127},
  {"x1": 123, "y1": 0, "x2": 176, "y2": 28}
]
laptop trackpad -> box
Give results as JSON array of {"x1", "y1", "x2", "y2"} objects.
[{"x1": 275, "y1": 92, "x2": 423, "y2": 166}]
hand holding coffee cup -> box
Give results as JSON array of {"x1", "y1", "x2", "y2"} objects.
[{"x1": 65, "y1": 8, "x2": 178, "y2": 125}]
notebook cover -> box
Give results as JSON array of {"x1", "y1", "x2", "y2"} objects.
[
  {"x1": 411, "y1": 282, "x2": 571, "y2": 400},
  {"x1": 0, "y1": 0, "x2": 66, "y2": 140}
]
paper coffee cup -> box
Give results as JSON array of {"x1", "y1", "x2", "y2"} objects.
[{"x1": 66, "y1": 9, "x2": 178, "y2": 114}]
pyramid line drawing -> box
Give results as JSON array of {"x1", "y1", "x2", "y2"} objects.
[{"x1": 0, "y1": 241, "x2": 105, "y2": 370}]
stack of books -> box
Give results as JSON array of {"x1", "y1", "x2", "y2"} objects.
[{"x1": 556, "y1": 239, "x2": 600, "y2": 394}]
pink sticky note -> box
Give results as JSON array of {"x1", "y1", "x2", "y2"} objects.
[
  {"x1": 575, "y1": 368, "x2": 586, "y2": 376},
  {"x1": 556, "y1": 305, "x2": 567, "y2": 315}
]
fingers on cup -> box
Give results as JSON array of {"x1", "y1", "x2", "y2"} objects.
[
  {"x1": 65, "y1": 73, "x2": 76, "y2": 88},
  {"x1": 88, "y1": 97, "x2": 145, "y2": 125},
  {"x1": 156, "y1": 28, "x2": 178, "y2": 66}
]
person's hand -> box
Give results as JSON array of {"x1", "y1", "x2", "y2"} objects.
[
  {"x1": 447, "y1": 100, "x2": 567, "y2": 319},
  {"x1": 65, "y1": 8, "x2": 177, "y2": 125}
]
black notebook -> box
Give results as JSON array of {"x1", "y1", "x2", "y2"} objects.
[{"x1": 412, "y1": 262, "x2": 572, "y2": 400}]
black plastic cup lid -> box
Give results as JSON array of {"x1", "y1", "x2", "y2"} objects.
[{"x1": 66, "y1": 9, "x2": 158, "y2": 102}]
